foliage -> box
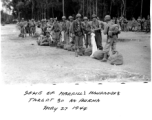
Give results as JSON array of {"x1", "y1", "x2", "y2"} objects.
[{"x1": 1, "y1": 0, "x2": 150, "y2": 21}]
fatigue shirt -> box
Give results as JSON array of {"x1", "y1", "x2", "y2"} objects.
[
  {"x1": 84, "y1": 22, "x2": 91, "y2": 34},
  {"x1": 91, "y1": 19, "x2": 100, "y2": 30},
  {"x1": 73, "y1": 20, "x2": 84, "y2": 36},
  {"x1": 52, "y1": 21, "x2": 61, "y2": 32}
]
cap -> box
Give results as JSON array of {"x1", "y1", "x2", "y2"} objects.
[
  {"x1": 104, "y1": 15, "x2": 111, "y2": 21},
  {"x1": 92, "y1": 14, "x2": 97, "y2": 18},
  {"x1": 76, "y1": 13, "x2": 81, "y2": 18}
]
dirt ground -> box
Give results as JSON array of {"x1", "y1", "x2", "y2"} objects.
[{"x1": 1, "y1": 24, "x2": 151, "y2": 84}]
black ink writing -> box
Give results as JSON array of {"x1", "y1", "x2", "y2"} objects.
[
  {"x1": 89, "y1": 91, "x2": 120, "y2": 95},
  {"x1": 24, "y1": 91, "x2": 43, "y2": 96},
  {"x1": 79, "y1": 98, "x2": 100, "y2": 103},
  {"x1": 28, "y1": 98, "x2": 54, "y2": 102}
]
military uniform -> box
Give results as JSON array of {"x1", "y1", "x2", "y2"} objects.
[
  {"x1": 91, "y1": 14, "x2": 103, "y2": 50},
  {"x1": 61, "y1": 16, "x2": 69, "y2": 44},
  {"x1": 83, "y1": 17, "x2": 91, "y2": 48},
  {"x1": 41, "y1": 20, "x2": 47, "y2": 35},
  {"x1": 29, "y1": 19, "x2": 36, "y2": 36},
  {"x1": 51, "y1": 20, "x2": 61, "y2": 45},
  {"x1": 68, "y1": 16, "x2": 74, "y2": 43},
  {"x1": 19, "y1": 18, "x2": 26, "y2": 37},
  {"x1": 146, "y1": 16, "x2": 150, "y2": 32},
  {"x1": 72, "y1": 14, "x2": 85, "y2": 56},
  {"x1": 102, "y1": 15, "x2": 120, "y2": 62}
]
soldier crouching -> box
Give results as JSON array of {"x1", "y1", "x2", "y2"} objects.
[
  {"x1": 37, "y1": 30, "x2": 51, "y2": 46},
  {"x1": 72, "y1": 13, "x2": 85, "y2": 57},
  {"x1": 102, "y1": 15, "x2": 121, "y2": 62}
]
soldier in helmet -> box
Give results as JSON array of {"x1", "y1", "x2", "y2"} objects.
[
  {"x1": 102, "y1": 15, "x2": 121, "y2": 62},
  {"x1": 91, "y1": 14, "x2": 103, "y2": 50},
  {"x1": 61, "y1": 16, "x2": 69, "y2": 44},
  {"x1": 72, "y1": 13, "x2": 85, "y2": 57},
  {"x1": 146, "y1": 15, "x2": 150, "y2": 33},
  {"x1": 30, "y1": 19, "x2": 36, "y2": 36},
  {"x1": 68, "y1": 16, "x2": 74, "y2": 43},
  {"x1": 38, "y1": 30, "x2": 51, "y2": 46},
  {"x1": 19, "y1": 18, "x2": 26, "y2": 37},
  {"x1": 83, "y1": 16, "x2": 91, "y2": 48},
  {"x1": 51, "y1": 18, "x2": 61, "y2": 46}
]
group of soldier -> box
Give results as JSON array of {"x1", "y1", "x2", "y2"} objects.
[
  {"x1": 111, "y1": 15, "x2": 151, "y2": 32},
  {"x1": 17, "y1": 13, "x2": 124, "y2": 62}
]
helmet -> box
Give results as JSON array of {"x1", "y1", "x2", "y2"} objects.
[
  {"x1": 83, "y1": 17, "x2": 88, "y2": 20},
  {"x1": 104, "y1": 15, "x2": 111, "y2": 21},
  {"x1": 69, "y1": 16, "x2": 73, "y2": 19},
  {"x1": 62, "y1": 16, "x2": 66, "y2": 19},
  {"x1": 76, "y1": 13, "x2": 81, "y2": 18},
  {"x1": 92, "y1": 14, "x2": 97, "y2": 18}
]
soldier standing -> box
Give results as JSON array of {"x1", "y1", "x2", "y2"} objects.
[
  {"x1": 72, "y1": 13, "x2": 85, "y2": 57},
  {"x1": 83, "y1": 16, "x2": 91, "y2": 48},
  {"x1": 51, "y1": 18, "x2": 61, "y2": 46},
  {"x1": 102, "y1": 15, "x2": 121, "y2": 62},
  {"x1": 68, "y1": 16, "x2": 74, "y2": 43},
  {"x1": 61, "y1": 16, "x2": 69, "y2": 44},
  {"x1": 91, "y1": 14, "x2": 103, "y2": 50},
  {"x1": 146, "y1": 15, "x2": 150, "y2": 33}
]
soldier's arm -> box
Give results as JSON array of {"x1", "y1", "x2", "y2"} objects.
[{"x1": 103, "y1": 24, "x2": 108, "y2": 35}]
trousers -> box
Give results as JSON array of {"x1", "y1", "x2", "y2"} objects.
[{"x1": 95, "y1": 30, "x2": 103, "y2": 50}]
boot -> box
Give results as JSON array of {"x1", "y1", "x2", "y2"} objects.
[{"x1": 101, "y1": 53, "x2": 108, "y2": 62}]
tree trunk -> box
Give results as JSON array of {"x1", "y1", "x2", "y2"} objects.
[
  {"x1": 140, "y1": 0, "x2": 143, "y2": 18},
  {"x1": 90, "y1": 0, "x2": 91, "y2": 19},
  {"x1": 87, "y1": 0, "x2": 88, "y2": 17},
  {"x1": 83, "y1": 0, "x2": 84, "y2": 16},
  {"x1": 96, "y1": 0, "x2": 97, "y2": 16},
  {"x1": 62, "y1": 0, "x2": 65, "y2": 16},
  {"x1": 110, "y1": 0, "x2": 112, "y2": 15},
  {"x1": 93, "y1": 0, "x2": 94, "y2": 14},
  {"x1": 52, "y1": 6, "x2": 54, "y2": 18}
]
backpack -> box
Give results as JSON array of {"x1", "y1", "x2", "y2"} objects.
[
  {"x1": 108, "y1": 51, "x2": 123, "y2": 65},
  {"x1": 93, "y1": 50, "x2": 104, "y2": 60},
  {"x1": 108, "y1": 24, "x2": 120, "y2": 36},
  {"x1": 84, "y1": 47, "x2": 92, "y2": 56}
]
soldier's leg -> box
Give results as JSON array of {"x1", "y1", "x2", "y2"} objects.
[
  {"x1": 101, "y1": 39, "x2": 111, "y2": 62},
  {"x1": 85, "y1": 34, "x2": 88, "y2": 48},
  {"x1": 95, "y1": 31, "x2": 103, "y2": 50},
  {"x1": 78, "y1": 36, "x2": 84, "y2": 56},
  {"x1": 88, "y1": 34, "x2": 91, "y2": 48},
  {"x1": 75, "y1": 36, "x2": 79, "y2": 57},
  {"x1": 111, "y1": 40, "x2": 117, "y2": 55}
]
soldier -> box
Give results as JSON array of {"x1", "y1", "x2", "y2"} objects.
[
  {"x1": 51, "y1": 18, "x2": 61, "y2": 46},
  {"x1": 61, "y1": 16, "x2": 69, "y2": 44},
  {"x1": 91, "y1": 14, "x2": 103, "y2": 50},
  {"x1": 146, "y1": 15, "x2": 150, "y2": 33},
  {"x1": 102, "y1": 15, "x2": 121, "y2": 62},
  {"x1": 68, "y1": 16, "x2": 74, "y2": 43},
  {"x1": 41, "y1": 19, "x2": 47, "y2": 36},
  {"x1": 19, "y1": 18, "x2": 26, "y2": 37},
  {"x1": 131, "y1": 17, "x2": 136, "y2": 31},
  {"x1": 83, "y1": 16, "x2": 91, "y2": 48},
  {"x1": 38, "y1": 30, "x2": 51, "y2": 46},
  {"x1": 30, "y1": 19, "x2": 36, "y2": 36},
  {"x1": 137, "y1": 16, "x2": 142, "y2": 31},
  {"x1": 72, "y1": 13, "x2": 85, "y2": 57}
]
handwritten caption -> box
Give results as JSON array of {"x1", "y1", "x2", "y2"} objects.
[{"x1": 24, "y1": 91, "x2": 120, "y2": 112}]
